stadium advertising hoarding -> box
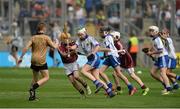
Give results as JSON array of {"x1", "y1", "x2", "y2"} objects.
[
  {"x1": 0, "y1": 51, "x2": 91, "y2": 67},
  {"x1": 176, "y1": 53, "x2": 180, "y2": 68},
  {"x1": 0, "y1": 51, "x2": 179, "y2": 68}
]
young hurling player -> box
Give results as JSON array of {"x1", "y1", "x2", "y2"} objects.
[
  {"x1": 99, "y1": 26, "x2": 137, "y2": 96},
  {"x1": 58, "y1": 28, "x2": 92, "y2": 97},
  {"x1": 18, "y1": 22, "x2": 59, "y2": 101},
  {"x1": 147, "y1": 26, "x2": 172, "y2": 95},
  {"x1": 159, "y1": 29, "x2": 180, "y2": 90},
  {"x1": 75, "y1": 27, "x2": 115, "y2": 98},
  {"x1": 111, "y1": 31, "x2": 150, "y2": 95}
]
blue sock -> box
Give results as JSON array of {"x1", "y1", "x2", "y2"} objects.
[
  {"x1": 127, "y1": 84, "x2": 133, "y2": 90},
  {"x1": 93, "y1": 80, "x2": 99, "y2": 86},
  {"x1": 176, "y1": 75, "x2": 180, "y2": 81},
  {"x1": 166, "y1": 86, "x2": 172, "y2": 91},
  {"x1": 173, "y1": 82, "x2": 179, "y2": 89},
  {"x1": 106, "y1": 88, "x2": 112, "y2": 94},
  {"x1": 107, "y1": 82, "x2": 113, "y2": 88},
  {"x1": 173, "y1": 82, "x2": 178, "y2": 86}
]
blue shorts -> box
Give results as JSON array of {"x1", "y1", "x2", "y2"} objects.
[
  {"x1": 154, "y1": 55, "x2": 169, "y2": 68},
  {"x1": 167, "y1": 57, "x2": 176, "y2": 69},
  {"x1": 103, "y1": 55, "x2": 120, "y2": 68},
  {"x1": 86, "y1": 53, "x2": 100, "y2": 69}
]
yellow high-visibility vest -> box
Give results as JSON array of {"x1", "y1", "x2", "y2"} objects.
[{"x1": 129, "y1": 36, "x2": 138, "y2": 53}]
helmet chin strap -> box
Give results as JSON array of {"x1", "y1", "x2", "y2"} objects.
[
  {"x1": 150, "y1": 35, "x2": 154, "y2": 37},
  {"x1": 79, "y1": 33, "x2": 87, "y2": 41},
  {"x1": 103, "y1": 31, "x2": 108, "y2": 36},
  {"x1": 100, "y1": 31, "x2": 109, "y2": 38}
]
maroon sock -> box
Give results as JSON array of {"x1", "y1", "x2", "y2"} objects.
[{"x1": 141, "y1": 85, "x2": 146, "y2": 89}]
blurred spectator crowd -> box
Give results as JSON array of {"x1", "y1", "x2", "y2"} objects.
[
  {"x1": 0, "y1": 0, "x2": 180, "y2": 38},
  {"x1": 0, "y1": 0, "x2": 180, "y2": 67}
]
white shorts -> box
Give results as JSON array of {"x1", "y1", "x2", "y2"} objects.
[
  {"x1": 122, "y1": 67, "x2": 135, "y2": 75},
  {"x1": 64, "y1": 61, "x2": 79, "y2": 76}
]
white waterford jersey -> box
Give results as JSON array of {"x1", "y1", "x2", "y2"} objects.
[
  {"x1": 103, "y1": 34, "x2": 119, "y2": 57},
  {"x1": 76, "y1": 35, "x2": 99, "y2": 55},
  {"x1": 167, "y1": 37, "x2": 177, "y2": 59},
  {"x1": 152, "y1": 36, "x2": 168, "y2": 57}
]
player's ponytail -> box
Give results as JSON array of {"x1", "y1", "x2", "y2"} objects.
[{"x1": 59, "y1": 22, "x2": 71, "y2": 42}]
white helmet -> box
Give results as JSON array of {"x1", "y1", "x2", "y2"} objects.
[
  {"x1": 148, "y1": 26, "x2": 159, "y2": 33},
  {"x1": 111, "y1": 31, "x2": 121, "y2": 39},
  {"x1": 77, "y1": 27, "x2": 86, "y2": 34}
]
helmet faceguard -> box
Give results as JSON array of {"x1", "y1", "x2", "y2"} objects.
[
  {"x1": 111, "y1": 31, "x2": 121, "y2": 40},
  {"x1": 148, "y1": 26, "x2": 159, "y2": 36},
  {"x1": 77, "y1": 27, "x2": 87, "y2": 40},
  {"x1": 99, "y1": 26, "x2": 111, "y2": 38}
]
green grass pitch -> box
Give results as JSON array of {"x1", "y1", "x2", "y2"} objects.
[{"x1": 0, "y1": 67, "x2": 180, "y2": 108}]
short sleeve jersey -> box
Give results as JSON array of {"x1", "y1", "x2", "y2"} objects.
[
  {"x1": 103, "y1": 34, "x2": 119, "y2": 57},
  {"x1": 152, "y1": 36, "x2": 168, "y2": 57},
  {"x1": 76, "y1": 35, "x2": 99, "y2": 55},
  {"x1": 167, "y1": 37, "x2": 176, "y2": 59},
  {"x1": 26, "y1": 34, "x2": 56, "y2": 66}
]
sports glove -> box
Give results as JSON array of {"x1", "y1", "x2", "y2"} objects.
[
  {"x1": 87, "y1": 54, "x2": 95, "y2": 60},
  {"x1": 142, "y1": 48, "x2": 149, "y2": 53},
  {"x1": 142, "y1": 48, "x2": 156, "y2": 61}
]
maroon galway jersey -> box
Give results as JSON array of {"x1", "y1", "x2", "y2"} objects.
[
  {"x1": 114, "y1": 40, "x2": 134, "y2": 68},
  {"x1": 58, "y1": 42, "x2": 78, "y2": 63}
]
